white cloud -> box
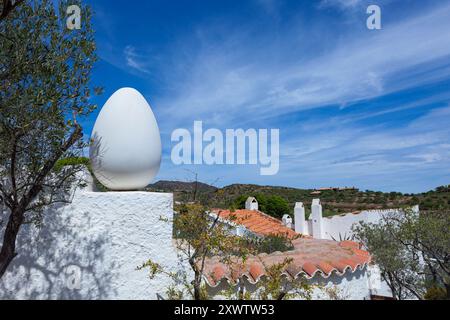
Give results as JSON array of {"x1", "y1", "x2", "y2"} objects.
[
  {"x1": 155, "y1": 2, "x2": 450, "y2": 129},
  {"x1": 275, "y1": 105, "x2": 450, "y2": 192},
  {"x1": 98, "y1": 1, "x2": 450, "y2": 192},
  {"x1": 319, "y1": 0, "x2": 362, "y2": 9},
  {"x1": 124, "y1": 45, "x2": 150, "y2": 74}
]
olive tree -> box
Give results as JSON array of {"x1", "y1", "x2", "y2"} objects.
[
  {"x1": 0, "y1": 0, "x2": 25, "y2": 20},
  {"x1": 353, "y1": 209, "x2": 450, "y2": 300},
  {"x1": 139, "y1": 203, "x2": 313, "y2": 300},
  {"x1": 0, "y1": 0, "x2": 98, "y2": 278},
  {"x1": 138, "y1": 203, "x2": 253, "y2": 300}
]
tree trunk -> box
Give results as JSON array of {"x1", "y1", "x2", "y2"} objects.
[
  {"x1": 277, "y1": 292, "x2": 287, "y2": 300},
  {"x1": 193, "y1": 271, "x2": 201, "y2": 300},
  {"x1": 445, "y1": 283, "x2": 450, "y2": 300},
  {"x1": 0, "y1": 127, "x2": 82, "y2": 280},
  {"x1": 0, "y1": 0, "x2": 24, "y2": 20},
  {"x1": 0, "y1": 208, "x2": 23, "y2": 279}
]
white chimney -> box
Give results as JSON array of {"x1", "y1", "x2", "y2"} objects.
[
  {"x1": 294, "y1": 202, "x2": 307, "y2": 235},
  {"x1": 282, "y1": 214, "x2": 293, "y2": 229},
  {"x1": 245, "y1": 197, "x2": 258, "y2": 211},
  {"x1": 311, "y1": 199, "x2": 324, "y2": 239}
]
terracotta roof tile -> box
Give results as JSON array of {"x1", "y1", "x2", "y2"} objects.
[
  {"x1": 249, "y1": 263, "x2": 264, "y2": 281},
  {"x1": 204, "y1": 210, "x2": 371, "y2": 287},
  {"x1": 317, "y1": 262, "x2": 334, "y2": 274},
  {"x1": 302, "y1": 262, "x2": 318, "y2": 276},
  {"x1": 212, "y1": 209, "x2": 298, "y2": 239},
  {"x1": 339, "y1": 240, "x2": 360, "y2": 250},
  {"x1": 201, "y1": 238, "x2": 371, "y2": 287},
  {"x1": 352, "y1": 247, "x2": 371, "y2": 258},
  {"x1": 212, "y1": 265, "x2": 226, "y2": 283},
  {"x1": 330, "y1": 261, "x2": 348, "y2": 273}
]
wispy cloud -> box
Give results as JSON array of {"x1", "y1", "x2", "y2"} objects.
[
  {"x1": 154, "y1": 2, "x2": 450, "y2": 128},
  {"x1": 319, "y1": 0, "x2": 363, "y2": 9},
  {"x1": 124, "y1": 45, "x2": 151, "y2": 74},
  {"x1": 277, "y1": 104, "x2": 450, "y2": 192},
  {"x1": 89, "y1": 0, "x2": 450, "y2": 192}
]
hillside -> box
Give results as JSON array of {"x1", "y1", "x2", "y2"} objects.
[
  {"x1": 147, "y1": 180, "x2": 218, "y2": 204},
  {"x1": 148, "y1": 181, "x2": 450, "y2": 217}
]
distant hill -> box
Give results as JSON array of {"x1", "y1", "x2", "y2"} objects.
[
  {"x1": 147, "y1": 181, "x2": 450, "y2": 217},
  {"x1": 147, "y1": 180, "x2": 218, "y2": 204},
  {"x1": 149, "y1": 180, "x2": 218, "y2": 193}
]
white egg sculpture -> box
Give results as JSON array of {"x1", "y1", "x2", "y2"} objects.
[{"x1": 90, "y1": 88, "x2": 162, "y2": 191}]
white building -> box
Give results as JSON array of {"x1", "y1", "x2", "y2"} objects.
[
  {"x1": 207, "y1": 197, "x2": 389, "y2": 300},
  {"x1": 0, "y1": 185, "x2": 408, "y2": 300},
  {"x1": 294, "y1": 198, "x2": 419, "y2": 242},
  {"x1": 207, "y1": 197, "x2": 419, "y2": 299}
]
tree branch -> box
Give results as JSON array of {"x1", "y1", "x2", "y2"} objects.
[
  {"x1": 0, "y1": 0, "x2": 24, "y2": 20},
  {"x1": 20, "y1": 125, "x2": 83, "y2": 210}
]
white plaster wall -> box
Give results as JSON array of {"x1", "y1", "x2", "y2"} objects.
[
  {"x1": 367, "y1": 265, "x2": 393, "y2": 298},
  {"x1": 318, "y1": 209, "x2": 404, "y2": 299},
  {"x1": 322, "y1": 209, "x2": 401, "y2": 241},
  {"x1": 0, "y1": 191, "x2": 179, "y2": 300},
  {"x1": 312, "y1": 268, "x2": 371, "y2": 300}
]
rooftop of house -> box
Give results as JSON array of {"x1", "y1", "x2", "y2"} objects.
[
  {"x1": 211, "y1": 208, "x2": 298, "y2": 239},
  {"x1": 201, "y1": 239, "x2": 371, "y2": 287},
  {"x1": 206, "y1": 205, "x2": 372, "y2": 286}
]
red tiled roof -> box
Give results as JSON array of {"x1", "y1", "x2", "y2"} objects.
[
  {"x1": 212, "y1": 209, "x2": 298, "y2": 239},
  {"x1": 201, "y1": 239, "x2": 371, "y2": 287}
]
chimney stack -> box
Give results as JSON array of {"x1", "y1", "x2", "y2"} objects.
[
  {"x1": 282, "y1": 214, "x2": 293, "y2": 229},
  {"x1": 245, "y1": 197, "x2": 258, "y2": 211},
  {"x1": 311, "y1": 199, "x2": 324, "y2": 239},
  {"x1": 294, "y1": 202, "x2": 307, "y2": 235}
]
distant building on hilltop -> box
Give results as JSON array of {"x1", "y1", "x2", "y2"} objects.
[{"x1": 316, "y1": 187, "x2": 359, "y2": 192}]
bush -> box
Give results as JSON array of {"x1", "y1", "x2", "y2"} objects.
[
  {"x1": 255, "y1": 235, "x2": 294, "y2": 254},
  {"x1": 233, "y1": 194, "x2": 290, "y2": 219},
  {"x1": 424, "y1": 287, "x2": 447, "y2": 300},
  {"x1": 54, "y1": 157, "x2": 90, "y2": 172},
  {"x1": 54, "y1": 156, "x2": 109, "y2": 192},
  {"x1": 264, "y1": 195, "x2": 290, "y2": 219}
]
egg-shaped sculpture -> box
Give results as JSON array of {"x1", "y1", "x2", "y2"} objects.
[{"x1": 89, "y1": 88, "x2": 162, "y2": 191}]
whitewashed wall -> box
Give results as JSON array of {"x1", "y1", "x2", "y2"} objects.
[
  {"x1": 0, "y1": 190, "x2": 179, "y2": 300},
  {"x1": 295, "y1": 205, "x2": 419, "y2": 242},
  {"x1": 322, "y1": 209, "x2": 392, "y2": 241},
  {"x1": 322, "y1": 207, "x2": 419, "y2": 241},
  {"x1": 312, "y1": 268, "x2": 371, "y2": 300}
]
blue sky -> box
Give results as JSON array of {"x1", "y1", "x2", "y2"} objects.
[{"x1": 82, "y1": 0, "x2": 450, "y2": 193}]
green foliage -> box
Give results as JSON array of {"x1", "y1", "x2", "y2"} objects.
[
  {"x1": 54, "y1": 156, "x2": 109, "y2": 192},
  {"x1": 150, "y1": 180, "x2": 450, "y2": 218},
  {"x1": 0, "y1": 0, "x2": 100, "y2": 278},
  {"x1": 54, "y1": 157, "x2": 90, "y2": 172},
  {"x1": 424, "y1": 287, "x2": 447, "y2": 300},
  {"x1": 220, "y1": 257, "x2": 313, "y2": 300},
  {"x1": 353, "y1": 209, "x2": 450, "y2": 300},
  {"x1": 151, "y1": 181, "x2": 450, "y2": 219},
  {"x1": 141, "y1": 203, "x2": 253, "y2": 300},
  {"x1": 254, "y1": 234, "x2": 294, "y2": 254},
  {"x1": 0, "y1": 0, "x2": 99, "y2": 211},
  {"x1": 233, "y1": 194, "x2": 290, "y2": 219},
  {"x1": 436, "y1": 185, "x2": 450, "y2": 193},
  {"x1": 265, "y1": 195, "x2": 291, "y2": 219}
]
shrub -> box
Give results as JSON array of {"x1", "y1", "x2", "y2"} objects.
[
  {"x1": 255, "y1": 234, "x2": 294, "y2": 254},
  {"x1": 424, "y1": 287, "x2": 447, "y2": 300}
]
